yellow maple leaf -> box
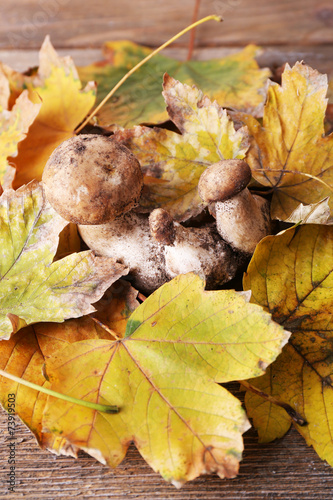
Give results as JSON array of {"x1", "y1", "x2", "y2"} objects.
[
  {"x1": 0, "y1": 71, "x2": 40, "y2": 188},
  {"x1": 243, "y1": 62, "x2": 333, "y2": 222},
  {"x1": 5, "y1": 36, "x2": 96, "y2": 188},
  {"x1": 243, "y1": 224, "x2": 333, "y2": 464}
]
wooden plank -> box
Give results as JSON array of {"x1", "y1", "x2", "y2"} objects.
[
  {"x1": 1, "y1": 0, "x2": 332, "y2": 50},
  {"x1": 1, "y1": 411, "x2": 333, "y2": 499},
  {"x1": 0, "y1": 46, "x2": 332, "y2": 78},
  {"x1": 1, "y1": 1, "x2": 333, "y2": 498}
]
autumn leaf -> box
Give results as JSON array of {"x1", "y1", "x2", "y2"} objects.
[
  {"x1": 243, "y1": 62, "x2": 333, "y2": 222},
  {"x1": 3, "y1": 36, "x2": 96, "y2": 188},
  {"x1": 0, "y1": 71, "x2": 40, "y2": 188},
  {"x1": 0, "y1": 327, "x2": 69, "y2": 452},
  {"x1": 0, "y1": 280, "x2": 138, "y2": 452},
  {"x1": 115, "y1": 74, "x2": 249, "y2": 221},
  {"x1": 284, "y1": 197, "x2": 332, "y2": 225},
  {"x1": 0, "y1": 181, "x2": 127, "y2": 339},
  {"x1": 78, "y1": 41, "x2": 270, "y2": 128},
  {"x1": 243, "y1": 225, "x2": 333, "y2": 464},
  {"x1": 55, "y1": 223, "x2": 81, "y2": 260},
  {"x1": 40, "y1": 273, "x2": 288, "y2": 485}
]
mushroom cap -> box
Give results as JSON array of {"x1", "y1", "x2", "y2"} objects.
[
  {"x1": 198, "y1": 159, "x2": 252, "y2": 204},
  {"x1": 149, "y1": 208, "x2": 175, "y2": 246},
  {"x1": 42, "y1": 134, "x2": 143, "y2": 224}
]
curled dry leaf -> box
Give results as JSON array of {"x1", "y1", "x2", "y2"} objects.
[
  {"x1": 0, "y1": 182, "x2": 127, "y2": 339},
  {"x1": 243, "y1": 62, "x2": 333, "y2": 222},
  {"x1": 3, "y1": 36, "x2": 96, "y2": 188},
  {"x1": 115, "y1": 74, "x2": 249, "y2": 221},
  {"x1": 78, "y1": 41, "x2": 270, "y2": 128},
  {"x1": 243, "y1": 225, "x2": 333, "y2": 465},
  {"x1": 41, "y1": 273, "x2": 288, "y2": 486},
  {"x1": 284, "y1": 197, "x2": 332, "y2": 225}
]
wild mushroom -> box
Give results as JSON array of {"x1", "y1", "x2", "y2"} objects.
[
  {"x1": 42, "y1": 134, "x2": 143, "y2": 225},
  {"x1": 42, "y1": 136, "x2": 247, "y2": 294},
  {"x1": 198, "y1": 159, "x2": 271, "y2": 254},
  {"x1": 79, "y1": 208, "x2": 243, "y2": 294}
]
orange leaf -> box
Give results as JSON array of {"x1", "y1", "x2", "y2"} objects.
[
  {"x1": 0, "y1": 71, "x2": 40, "y2": 188},
  {"x1": 5, "y1": 37, "x2": 96, "y2": 188}
]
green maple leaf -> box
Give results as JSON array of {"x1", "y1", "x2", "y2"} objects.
[{"x1": 78, "y1": 41, "x2": 270, "y2": 128}]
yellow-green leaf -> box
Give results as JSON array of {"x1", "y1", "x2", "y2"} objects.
[
  {"x1": 78, "y1": 41, "x2": 270, "y2": 128},
  {"x1": 0, "y1": 280, "x2": 138, "y2": 451},
  {"x1": 115, "y1": 74, "x2": 249, "y2": 221},
  {"x1": 243, "y1": 225, "x2": 333, "y2": 464},
  {"x1": 244, "y1": 63, "x2": 333, "y2": 222},
  {"x1": 42, "y1": 273, "x2": 288, "y2": 485},
  {"x1": 0, "y1": 182, "x2": 127, "y2": 339}
]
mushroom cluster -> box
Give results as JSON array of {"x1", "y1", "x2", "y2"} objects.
[{"x1": 42, "y1": 135, "x2": 271, "y2": 294}]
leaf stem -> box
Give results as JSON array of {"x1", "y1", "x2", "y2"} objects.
[
  {"x1": 75, "y1": 14, "x2": 222, "y2": 133},
  {"x1": 0, "y1": 369, "x2": 119, "y2": 414},
  {"x1": 90, "y1": 316, "x2": 121, "y2": 340},
  {"x1": 187, "y1": 0, "x2": 202, "y2": 61},
  {"x1": 240, "y1": 379, "x2": 307, "y2": 426}
]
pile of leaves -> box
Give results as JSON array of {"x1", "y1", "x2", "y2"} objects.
[{"x1": 0, "y1": 36, "x2": 332, "y2": 487}]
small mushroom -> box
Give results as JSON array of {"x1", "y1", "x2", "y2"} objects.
[
  {"x1": 149, "y1": 208, "x2": 176, "y2": 246},
  {"x1": 198, "y1": 159, "x2": 271, "y2": 254}
]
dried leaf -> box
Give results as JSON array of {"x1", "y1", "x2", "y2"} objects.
[
  {"x1": 4, "y1": 37, "x2": 96, "y2": 188},
  {"x1": 0, "y1": 182, "x2": 127, "y2": 339},
  {"x1": 115, "y1": 74, "x2": 249, "y2": 221},
  {"x1": 243, "y1": 63, "x2": 333, "y2": 222},
  {"x1": 42, "y1": 273, "x2": 288, "y2": 485},
  {"x1": 0, "y1": 71, "x2": 40, "y2": 188},
  {"x1": 284, "y1": 197, "x2": 332, "y2": 225},
  {"x1": 55, "y1": 223, "x2": 82, "y2": 260},
  {"x1": 78, "y1": 42, "x2": 270, "y2": 128},
  {"x1": 243, "y1": 225, "x2": 333, "y2": 464}
]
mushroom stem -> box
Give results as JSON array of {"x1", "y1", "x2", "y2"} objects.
[
  {"x1": 79, "y1": 212, "x2": 168, "y2": 295},
  {"x1": 214, "y1": 190, "x2": 271, "y2": 254}
]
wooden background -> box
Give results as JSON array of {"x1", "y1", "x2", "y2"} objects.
[{"x1": 0, "y1": 0, "x2": 333, "y2": 498}]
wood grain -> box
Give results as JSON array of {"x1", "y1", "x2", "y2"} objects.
[
  {"x1": 1, "y1": 408, "x2": 333, "y2": 499},
  {"x1": 1, "y1": 0, "x2": 332, "y2": 50},
  {"x1": 1, "y1": 0, "x2": 333, "y2": 497},
  {"x1": 0, "y1": 46, "x2": 332, "y2": 79}
]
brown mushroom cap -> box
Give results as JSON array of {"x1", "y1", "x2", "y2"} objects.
[
  {"x1": 198, "y1": 159, "x2": 252, "y2": 204},
  {"x1": 149, "y1": 208, "x2": 175, "y2": 246},
  {"x1": 42, "y1": 134, "x2": 143, "y2": 224}
]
